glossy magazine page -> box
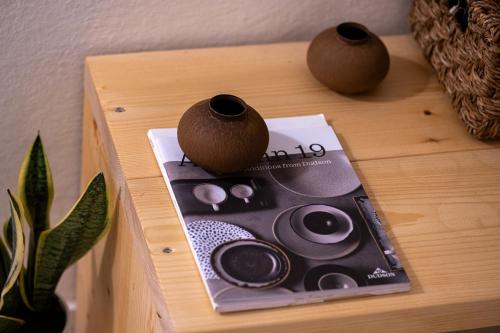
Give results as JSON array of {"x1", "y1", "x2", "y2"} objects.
[{"x1": 148, "y1": 115, "x2": 409, "y2": 312}]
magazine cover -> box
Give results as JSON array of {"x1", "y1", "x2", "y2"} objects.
[{"x1": 148, "y1": 114, "x2": 409, "y2": 312}]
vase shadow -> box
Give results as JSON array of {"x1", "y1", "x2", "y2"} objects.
[{"x1": 344, "y1": 56, "x2": 434, "y2": 103}]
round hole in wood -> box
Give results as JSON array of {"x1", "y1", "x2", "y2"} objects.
[{"x1": 162, "y1": 247, "x2": 174, "y2": 254}]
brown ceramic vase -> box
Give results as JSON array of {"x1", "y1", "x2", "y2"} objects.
[
  {"x1": 177, "y1": 94, "x2": 269, "y2": 174},
  {"x1": 307, "y1": 22, "x2": 390, "y2": 94}
]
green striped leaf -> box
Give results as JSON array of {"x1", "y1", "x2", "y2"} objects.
[
  {"x1": 0, "y1": 238, "x2": 9, "y2": 287},
  {"x1": 3, "y1": 217, "x2": 13, "y2": 252},
  {"x1": 1, "y1": 218, "x2": 13, "y2": 287},
  {"x1": 18, "y1": 134, "x2": 54, "y2": 302},
  {"x1": 32, "y1": 173, "x2": 108, "y2": 310},
  {"x1": 0, "y1": 192, "x2": 24, "y2": 314},
  {"x1": 0, "y1": 315, "x2": 24, "y2": 332},
  {"x1": 18, "y1": 133, "x2": 53, "y2": 234},
  {"x1": 18, "y1": 268, "x2": 34, "y2": 311}
]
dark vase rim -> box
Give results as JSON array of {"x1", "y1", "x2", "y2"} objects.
[
  {"x1": 209, "y1": 94, "x2": 248, "y2": 119},
  {"x1": 336, "y1": 22, "x2": 370, "y2": 45}
]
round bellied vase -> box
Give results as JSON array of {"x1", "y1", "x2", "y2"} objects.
[
  {"x1": 307, "y1": 22, "x2": 390, "y2": 94},
  {"x1": 178, "y1": 94, "x2": 269, "y2": 174}
]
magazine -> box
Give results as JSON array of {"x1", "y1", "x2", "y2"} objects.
[{"x1": 148, "y1": 114, "x2": 410, "y2": 312}]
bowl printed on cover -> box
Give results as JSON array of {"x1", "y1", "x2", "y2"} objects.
[
  {"x1": 304, "y1": 265, "x2": 366, "y2": 291},
  {"x1": 273, "y1": 205, "x2": 361, "y2": 260},
  {"x1": 269, "y1": 150, "x2": 360, "y2": 198},
  {"x1": 211, "y1": 239, "x2": 291, "y2": 289},
  {"x1": 213, "y1": 286, "x2": 293, "y2": 304},
  {"x1": 290, "y1": 204, "x2": 353, "y2": 244},
  {"x1": 230, "y1": 184, "x2": 255, "y2": 203},
  {"x1": 192, "y1": 183, "x2": 227, "y2": 211},
  {"x1": 186, "y1": 220, "x2": 255, "y2": 280},
  {"x1": 317, "y1": 273, "x2": 358, "y2": 290}
]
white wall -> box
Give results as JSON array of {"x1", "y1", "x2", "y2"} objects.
[{"x1": 0, "y1": 0, "x2": 410, "y2": 329}]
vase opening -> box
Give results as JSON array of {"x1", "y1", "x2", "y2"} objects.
[
  {"x1": 336, "y1": 22, "x2": 369, "y2": 44},
  {"x1": 209, "y1": 94, "x2": 247, "y2": 118}
]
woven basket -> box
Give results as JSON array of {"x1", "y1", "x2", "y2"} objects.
[{"x1": 409, "y1": 0, "x2": 499, "y2": 139}]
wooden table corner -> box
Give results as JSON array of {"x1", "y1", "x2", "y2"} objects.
[{"x1": 75, "y1": 35, "x2": 500, "y2": 333}]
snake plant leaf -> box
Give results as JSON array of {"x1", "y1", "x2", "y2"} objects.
[
  {"x1": 18, "y1": 134, "x2": 54, "y2": 303},
  {"x1": 0, "y1": 192, "x2": 24, "y2": 313},
  {"x1": 0, "y1": 315, "x2": 24, "y2": 332},
  {"x1": 18, "y1": 133, "x2": 54, "y2": 232},
  {"x1": 3, "y1": 217, "x2": 33, "y2": 311},
  {"x1": 0, "y1": 238, "x2": 9, "y2": 287},
  {"x1": 3, "y1": 217, "x2": 13, "y2": 251},
  {"x1": 18, "y1": 268, "x2": 34, "y2": 312},
  {"x1": 32, "y1": 173, "x2": 108, "y2": 310},
  {"x1": 1, "y1": 218, "x2": 13, "y2": 286}
]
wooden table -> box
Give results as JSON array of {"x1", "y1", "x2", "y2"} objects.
[{"x1": 76, "y1": 35, "x2": 500, "y2": 333}]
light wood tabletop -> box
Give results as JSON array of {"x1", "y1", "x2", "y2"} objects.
[{"x1": 76, "y1": 35, "x2": 500, "y2": 333}]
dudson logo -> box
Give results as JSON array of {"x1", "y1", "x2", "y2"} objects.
[{"x1": 367, "y1": 267, "x2": 396, "y2": 279}]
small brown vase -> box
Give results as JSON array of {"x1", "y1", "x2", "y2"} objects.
[
  {"x1": 307, "y1": 22, "x2": 390, "y2": 94},
  {"x1": 178, "y1": 94, "x2": 269, "y2": 174}
]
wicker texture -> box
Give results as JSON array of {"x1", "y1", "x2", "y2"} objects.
[{"x1": 410, "y1": 0, "x2": 499, "y2": 139}]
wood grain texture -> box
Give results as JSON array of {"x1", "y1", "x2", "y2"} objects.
[
  {"x1": 76, "y1": 99, "x2": 166, "y2": 333},
  {"x1": 78, "y1": 35, "x2": 500, "y2": 332},
  {"x1": 85, "y1": 36, "x2": 499, "y2": 181},
  {"x1": 126, "y1": 149, "x2": 500, "y2": 333}
]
